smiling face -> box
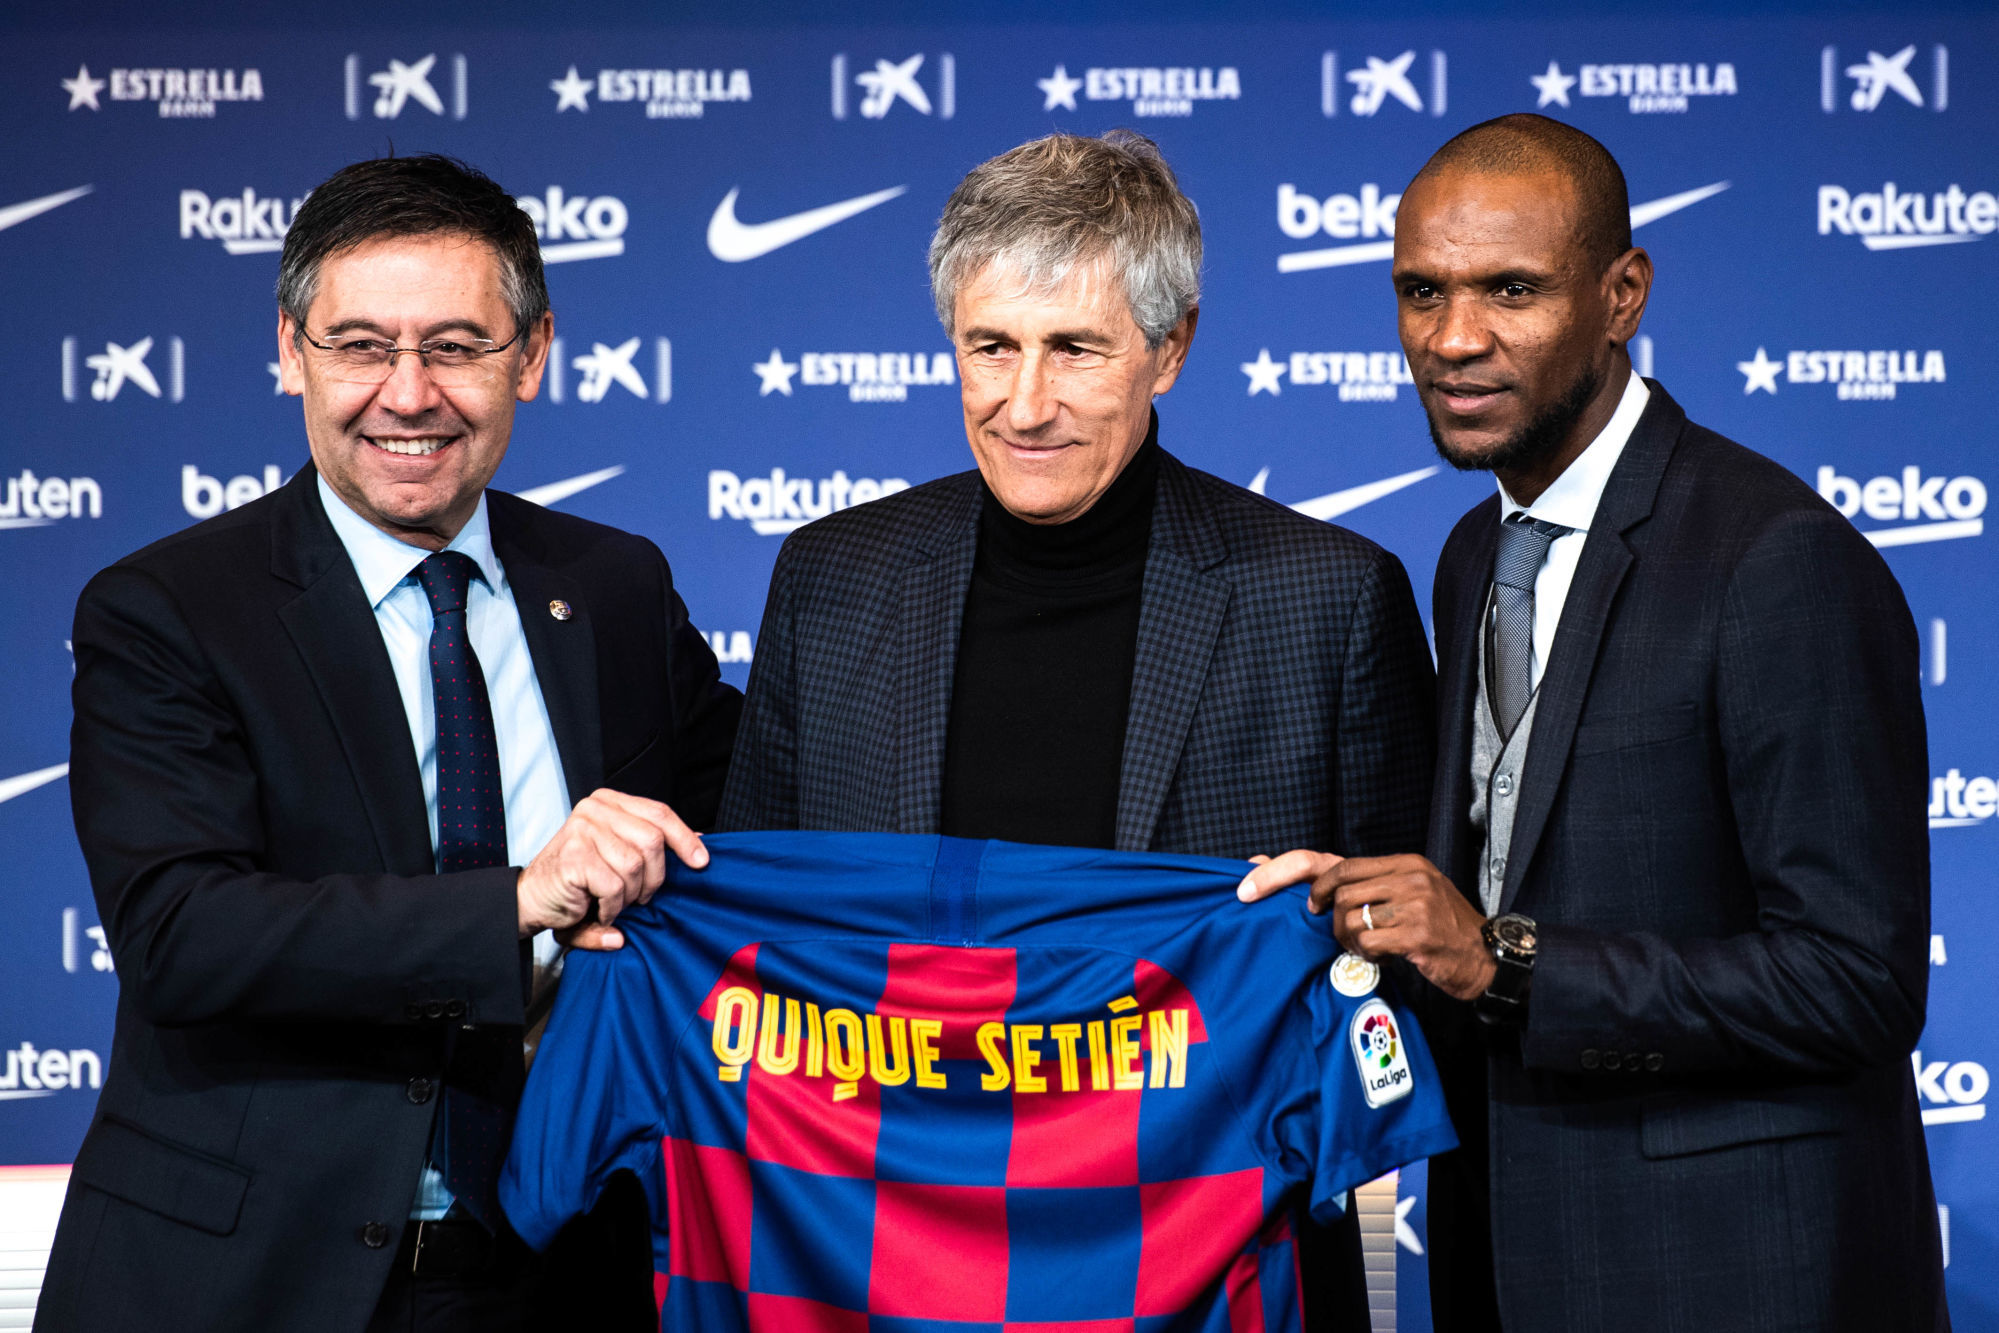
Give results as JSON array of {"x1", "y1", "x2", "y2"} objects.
[
  {"x1": 952, "y1": 256, "x2": 1196, "y2": 525},
  {"x1": 276, "y1": 232, "x2": 551, "y2": 549},
  {"x1": 1391, "y1": 165, "x2": 1649, "y2": 499}
]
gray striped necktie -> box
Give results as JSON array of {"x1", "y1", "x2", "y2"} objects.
[{"x1": 1491, "y1": 513, "x2": 1572, "y2": 737}]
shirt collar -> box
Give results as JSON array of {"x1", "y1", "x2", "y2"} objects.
[
  {"x1": 1497, "y1": 370, "x2": 1651, "y2": 532},
  {"x1": 316, "y1": 472, "x2": 503, "y2": 609}
]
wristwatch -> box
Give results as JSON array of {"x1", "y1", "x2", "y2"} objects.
[{"x1": 1475, "y1": 913, "x2": 1538, "y2": 1026}]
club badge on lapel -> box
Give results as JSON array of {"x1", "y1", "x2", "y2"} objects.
[{"x1": 548, "y1": 599, "x2": 573, "y2": 621}]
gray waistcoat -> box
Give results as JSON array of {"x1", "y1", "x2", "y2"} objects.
[{"x1": 1470, "y1": 596, "x2": 1540, "y2": 916}]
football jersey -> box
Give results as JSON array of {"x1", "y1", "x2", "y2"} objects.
[{"x1": 501, "y1": 832, "x2": 1455, "y2": 1332}]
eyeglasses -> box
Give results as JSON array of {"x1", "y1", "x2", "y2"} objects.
[{"x1": 299, "y1": 327, "x2": 526, "y2": 385}]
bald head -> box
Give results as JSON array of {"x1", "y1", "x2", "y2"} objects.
[{"x1": 1413, "y1": 114, "x2": 1630, "y2": 271}]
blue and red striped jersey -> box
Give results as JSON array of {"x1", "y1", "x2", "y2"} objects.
[{"x1": 501, "y1": 832, "x2": 1455, "y2": 1331}]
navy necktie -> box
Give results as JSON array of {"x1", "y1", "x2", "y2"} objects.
[
  {"x1": 1490, "y1": 513, "x2": 1572, "y2": 738},
  {"x1": 414, "y1": 549, "x2": 509, "y2": 1230}
]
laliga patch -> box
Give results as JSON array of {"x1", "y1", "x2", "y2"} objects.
[
  {"x1": 1329, "y1": 952, "x2": 1379, "y2": 997},
  {"x1": 1350, "y1": 998, "x2": 1414, "y2": 1108}
]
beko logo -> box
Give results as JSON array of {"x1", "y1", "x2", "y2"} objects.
[
  {"x1": 1816, "y1": 466, "x2": 1984, "y2": 548},
  {"x1": 514, "y1": 187, "x2": 629, "y2": 263},
  {"x1": 1913, "y1": 1051, "x2": 1987, "y2": 1126}
]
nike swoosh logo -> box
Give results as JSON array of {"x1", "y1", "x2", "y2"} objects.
[
  {"x1": 707, "y1": 185, "x2": 906, "y2": 263},
  {"x1": 1249, "y1": 465, "x2": 1440, "y2": 520},
  {"x1": 0, "y1": 185, "x2": 93, "y2": 235},
  {"x1": 0, "y1": 762, "x2": 69, "y2": 805},
  {"x1": 1278, "y1": 182, "x2": 1731, "y2": 274},
  {"x1": 517, "y1": 464, "x2": 626, "y2": 508}
]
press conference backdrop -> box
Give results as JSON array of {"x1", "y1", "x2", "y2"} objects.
[{"x1": 1, "y1": 4, "x2": 1994, "y2": 1326}]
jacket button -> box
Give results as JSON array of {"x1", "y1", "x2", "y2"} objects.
[
  {"x1": 1646, "y1": 1053, "x2": 1665, "y2": 1072},
  {"x1": 424, "y1": 1001, "x2": 445, "y2": 1020},
  {"x1": 360, "y1": 1221, "x2": 391, "y2": 1249},
  {"x1": 404, "y1": 1003, "x2": 423, "y2": 1020},
  {"x1": 406, "y1": 1077, "x2": 435, "y2": 1105},
  {"x1": 1601, "y1": 1051, "x2": 1621, "y2": 1071},
  {"x1": 1580, "y1": 1049, "x2": 1600, "y2": 1070},
  {"x1": 444, "y1": 1000, "x2": 467, "y2": 1019}
]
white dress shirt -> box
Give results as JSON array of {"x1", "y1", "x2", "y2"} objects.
[
  {"x1": 1496, "y1": 370, "x2": 1651, "y2": 689},
  {"x1": 318, "y1": 475, "x2": 572, "y2": 1219}
]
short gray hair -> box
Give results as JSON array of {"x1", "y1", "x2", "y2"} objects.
[{"x1": 929, "y1": 130, "x2": 1201, "y2": 349}]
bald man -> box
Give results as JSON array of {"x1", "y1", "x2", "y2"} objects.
[{"x1": 1243, "y1": 115, "x2": 1946, "y2": 1330}]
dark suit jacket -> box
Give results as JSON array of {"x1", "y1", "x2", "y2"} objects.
[
  {"x1": 35, "y1": 464, "x2": 740, "y2": 1333},
  {"x1": 719, "y1": 446, "x2": 1436, "y2": 861},
  {"x1": 1420, "y1": 383, "x2": 1946, "y2": 1332}
]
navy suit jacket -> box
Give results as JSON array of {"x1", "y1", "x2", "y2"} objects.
[
  {"x1": 36, "y1": 464, "x2": 740, "y2": 1333},
  {"x1": 718, "y1": 445, "x2": 1436, "y2": 864},
  {"x1": 1420, "y1": 382, "x2": 1947, "y2": 1332}
]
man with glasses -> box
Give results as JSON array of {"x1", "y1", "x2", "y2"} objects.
[{"x1": 36, "y1": 155, "x2": 739, "y2": 1333}]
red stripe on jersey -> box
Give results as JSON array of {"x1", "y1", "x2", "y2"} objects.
[
  {"x1": 1133, "y1": 959, "x2": 1209, "y2": 1046},
  {"x1": 1225, "y1": 1246, "x2": 1267, "y2": 1333},
  {"x1": 868, "y1": 1182, "x2": 1010, "y2": 1320},
  {"x1": 877, "y1": 944, "x2": 1017, "y2": 1061},
  {"x1": 664, "y1": 1137, "x2": 751, "y2": 1286},
  {"x1": 698, "y1": 943, "x2": 763, "y2": 1020},
  {"x1": 745, "y1": 1052, "x2": 881, "y2": 1178},
  {"x1": 1134, "y1": 1168, "x2": 1264, "y2": 1316},
  {"x1": 746, "y1": 1292, "x2": 869, "y2": 1333},
  {"x1": 1006, "y1": 1083, "x2": 1140, "y2": 1188}
]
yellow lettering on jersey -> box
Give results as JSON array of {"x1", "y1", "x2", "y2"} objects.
[
  {"x1": 977, "y1": 1020, "x2": 1011, "y2": 1091},
  {"x1": 910, "y1": 1018, "x2": 948, "y2": 1089},
  {"x1": 805, "y1": 1001, "x2": 825, "y2": 1078},
  {"x1": 1148, "y1": 1008, "x2": 1188, "y2": 1089},
  {"x1": 712, "y1": 986, "x2": 758, "y2": 1080},
  {"x1": 867, "y1": 1014, "x2": 911, "y2": 1087},
  {"x1": 1012, "y1": 1024, "x2": 1048, "y2": 1093},
  {"x1": 824, "y1": 1008, "x2": 866, "y2": 1083},
  {"x1": 1111, "y1": 1014, "x2": 1144, "y2": 1090},
  {"x1": 1049, "y1": 1023, "x2": 1084, "y2": 1092},
  {"x1": 1087, "y1": 1020, "x2": 1111, "y2": 1090},
  {"x1": 757, "y1": 994, "x2": 802, "y2": 1076}
]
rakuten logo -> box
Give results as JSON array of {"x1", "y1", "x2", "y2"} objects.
[
  {"x1": 1928, "y1": 769, "x2": 1997, "y2": 828},
  {"x1": 1818, "y1": 182, "x2": 1997, "y2": 250},
  {"x1": 1816, "y1": 465, "x2": 1984, "y2": 547},
  {"x1": 1913, "y1": 1051, "x2": 1988, "y2": 1126},
  {"x1": 709, "y1": 468, "x2": 908, "y2": 535},
  {"x1": 0, "y1": 1041, "x2": 103, "y2": 1100}
]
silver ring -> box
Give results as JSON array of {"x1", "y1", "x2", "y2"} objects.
[{"x1": 1361, "y1": 903, "x2": 1375, "y2": 932}]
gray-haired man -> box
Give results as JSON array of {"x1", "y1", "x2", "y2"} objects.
[{"x1": 719, "y1": 130, "x2": 1437, "y2": 1322}]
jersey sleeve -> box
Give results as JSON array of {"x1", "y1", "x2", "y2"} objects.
[
  {"x1": 499, "y1": 940, "x2": 675, "y2": 1251},
  {"x1": 1303, "y1": 964, "x2": 1458, "y2": 1224}
]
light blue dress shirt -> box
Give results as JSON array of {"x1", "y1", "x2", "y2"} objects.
[{"x1": 317, "y1": 474, "x2": 571, "y2": 1218}]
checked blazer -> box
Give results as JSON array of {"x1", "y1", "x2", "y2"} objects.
[
  {"x1": 718, "y1": 444, "x2": 1437, "y2": 864},
  {"x1": 1417, "y1": 382, "x2": 1947, "y2": 1332}
]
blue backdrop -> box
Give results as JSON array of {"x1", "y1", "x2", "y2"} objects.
[{"x1": 2, "y1": 5, "x2": 1993, "y2": 1326}]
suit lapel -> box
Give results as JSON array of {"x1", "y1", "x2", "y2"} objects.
[
  {"x1": 489, "y1": 493, "x2": 602, "y2": 807},
  {"x1": 270, "y1": 465, "x2": 435, "y2": 876},
  {"x1": 1499, "y1": 381, "x2": 1685, "y2": 912},
  {"x1": 1430, "y1": 502, "x2": 1499, "y2": 893},
  {"x1": 1115, "y1": 453, "x2": 1232, "y2": 852},
  {"x1": 893, "y1": 478, "x2": 981, "y2": 834}
]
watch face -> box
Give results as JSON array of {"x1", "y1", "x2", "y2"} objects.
[{"x1": 1494, "y1": 916, "x2": 1537, "y2": 953}]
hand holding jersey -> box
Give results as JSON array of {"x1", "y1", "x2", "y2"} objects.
[
  {"x1": 517, "y1": 788, "x2": 711, "y2": 951},
  {"x1": 1240, "y1": 852, "x2": 1497, "y2": 1001}
]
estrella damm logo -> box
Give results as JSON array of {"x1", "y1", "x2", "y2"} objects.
[{"x1": 709, "y1": 986, "x2": 1192, "y2": 1102}]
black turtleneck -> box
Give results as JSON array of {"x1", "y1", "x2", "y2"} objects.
[{"x1": 939, "y1": 429, "x2": 1161, "y2": 848}]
